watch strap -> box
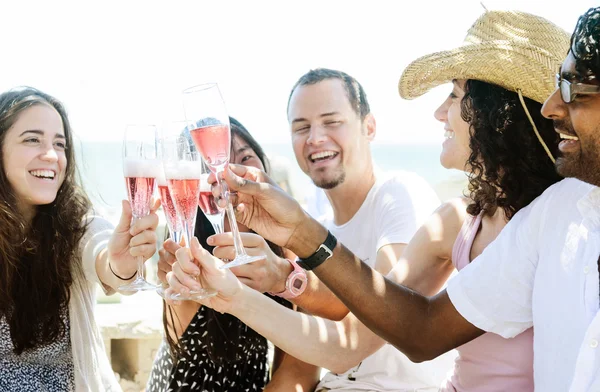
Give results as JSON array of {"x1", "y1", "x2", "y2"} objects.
[
  {"x1": 296, "y1": 230, "x2": 337, "y2": 271},
  {"x1": 268, "y1": 258, "x2": 307, "y2": 299}
]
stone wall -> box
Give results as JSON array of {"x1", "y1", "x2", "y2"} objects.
[{"x1": 97, "y1": 290, "x2": 164, "y2": 391}]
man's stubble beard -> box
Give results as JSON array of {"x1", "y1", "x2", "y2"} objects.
[
  {"x1": 555, "y1": 149, "x2": 600, "y2": 187},
  {"x1": 313, "y1": 169, "x2": 346, "y2": 190}
]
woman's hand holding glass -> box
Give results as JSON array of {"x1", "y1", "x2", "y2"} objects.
[
  {"x1": 164, "y1": 237, "x2": 245, "y2": 313},
  {"x1": 107, "y1": 199, "x2": 161, "y2": 283},
  {"x1": 159, "y1": 132, "x2": 217, "y2": 301},
  {"x1": 209, "y1": 232, "x2": 293, "y2": 294},
  {"x1": 157, "y1": 239, "x2": 180, "y2": 287}
]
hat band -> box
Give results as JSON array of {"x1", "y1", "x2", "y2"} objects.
[{"x1": 517, "y1": 89, "x2": 555, "y2": 164}]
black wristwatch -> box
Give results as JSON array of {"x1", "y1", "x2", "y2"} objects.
[{"x1": 297, "y1": 231, "x2": 337, "y2": 271}]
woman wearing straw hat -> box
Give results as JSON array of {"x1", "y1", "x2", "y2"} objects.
[
  {"x1": 389, "y1": 9, "x2": 568, "y2": 389},
  {"x1": 163, "y1": 9, "x2": 570, "y2": 391}
]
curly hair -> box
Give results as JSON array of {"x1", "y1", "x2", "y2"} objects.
[
  {"x1": 460, "y1": 80, "x2": 563, "y2": 219},
  {"x1": 571, "y1": 7, "x2": 600, "y2": 80},
  {"x1": 0, "y1": 87, "x2": 91, "y2": 354}
]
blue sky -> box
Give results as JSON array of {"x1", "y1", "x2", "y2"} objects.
[{"x1": 0, "y1": 0, "x2": 594, "y2": 146}]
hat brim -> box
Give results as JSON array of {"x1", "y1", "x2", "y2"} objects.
[{"x1": 398, "y1": 40, "x2": 565, "y2": 104}]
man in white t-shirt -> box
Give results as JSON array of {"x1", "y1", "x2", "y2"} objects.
[
  {"x1": 316, "y1": 171, "x2": 453, "y2": 391},
  {"x1": 258, "y1": 68, "x2": 455, "y2": 391}
]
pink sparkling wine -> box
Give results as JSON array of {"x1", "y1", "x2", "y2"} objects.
[
  {"x1": 198, "y1": 191, "x2": 220, "y2": 216},
  {"x1": 158, "y1": 185, "x2": 181, "y2": 233},
  {"x1": 190, "y1": 124, "x2": 230, "y2": 167},
  {"x1": 168, "y1": 179, "x2": 201, "y2": 223},
  {"x1": 125, "y1": 177, "x2": 156, "y2": 218}
]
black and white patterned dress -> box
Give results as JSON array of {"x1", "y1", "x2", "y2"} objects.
[
  {"x1": 0, "y1": 309, "x2": 74, "y2": 391},
  {"x1": 147, "y1": 305, "x2": 270, "y2": 392}
]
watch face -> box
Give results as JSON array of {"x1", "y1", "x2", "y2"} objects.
[
  {"x1": 287, "y1": 271, "x2": 308, "y2": 297},
  {"x1": 292, "y1": 279, "x2": 304, "y2": 290}
]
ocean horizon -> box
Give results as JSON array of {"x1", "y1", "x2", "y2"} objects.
[{"x1": 74, "y1": 141, "x2": 467, "y2": 222}]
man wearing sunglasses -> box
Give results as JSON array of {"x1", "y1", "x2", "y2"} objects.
[
  {"x1": 180, "y1": 7, "x2": 600, "y2": 391},
  {"x1": 551, "y1": 51, "x2": 600, "y2": 189},
  {"x1": 555, "y1": 73, "x2": 600, "y2": 104}
]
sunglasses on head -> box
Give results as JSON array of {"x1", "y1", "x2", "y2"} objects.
[{"x1": 555, "y1": 73, "x2": 600, "y2": 103}]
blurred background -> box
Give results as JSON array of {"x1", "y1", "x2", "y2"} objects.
[{"x1": 0, "y1": 0, "x2": 592, "y2": 219}]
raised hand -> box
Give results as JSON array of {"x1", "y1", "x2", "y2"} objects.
[
  {"x1": 209, "y1": 232, "x2": 292, "y2": 293},
  {"x1": 165, "y1": 237, "x2": 245, "y2": 314},
  {"x1": 157, "y1": 239, "x2": 181, "y2": 286},
  {"x1": 107, "y1": 199, "x2": 160, "y2": 278},
  {"x1": 208, "y1": 164, "x2": 326, "y2": 256}
]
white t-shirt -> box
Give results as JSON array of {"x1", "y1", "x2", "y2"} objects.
[
  {"x1": 447, "y1": 178, "x2": 600, "y2": 391},
  {"x1": 305, "y1": 184, "x2": 334, "y2": 222},
  {"x1": 316, "y1": 171, "x2": 456, "y2": 391}
]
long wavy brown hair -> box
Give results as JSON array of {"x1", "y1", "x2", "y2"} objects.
[
  {"x1": 0, "y1": 87, "x2": 91, "y2": 354},
  {"x1": 461, "y1": 80, "x2": 563, "y2": 219}
]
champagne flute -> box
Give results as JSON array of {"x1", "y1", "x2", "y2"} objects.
[
  {"x1": 157, "y1": 123, "x2": 186, "y2": 245},
  {"x1": 155, "y1": 166, "x2": 185, "y2": 300},
  {"x1": 182, "y1": 83, "x2": 264, "y2": 269},
  {"x1": 155, "y1": 125, "x2": 184, "y2": 299},
  {"x1": 157, "y1": 166, "x2": 183, "y2": 246},
  {"x1": 198, "y1": 158, "x2": 225, "y2": 235},
  {"x1": 120, "y1": 124, "x2": 160, "y2": 292},
  {"x1": 162, "y1": 131, "x2": 217, "y2": 300}
]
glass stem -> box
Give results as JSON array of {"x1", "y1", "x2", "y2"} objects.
[
  {"x1": 136, "y1": 255, "x2": 145, "y2": 280},
  {"x1": 182, "y1": 219, "x2": 195, "y2": 248},
  {"x1": 226, "y1": 201, "x2": 248, "y2": 257},
  {"x1": 170, "y1": 230, "x2": 183, "y2": 246},
  {"x1": 131, "y1": 216, "x2": 145, "y2": 280},
  {"x1": 217, "y1": 170, "x2": 248, "y2": 257},
  {"x1": 207, "y1": 213, "x2": 225, "y2": 234}
]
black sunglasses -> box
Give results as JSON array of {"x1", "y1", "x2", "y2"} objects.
[{"x1": 555, "y1": 73, "x2": 600, "y2": 104}]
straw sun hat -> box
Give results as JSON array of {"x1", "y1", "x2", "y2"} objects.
[
  {"x1": 398, "y1": 10, "x2": 570, "y2": 162},
  {"x1": 398, "y1": 10, "x2": 570, "y2": 105}
]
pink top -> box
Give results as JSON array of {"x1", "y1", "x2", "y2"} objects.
[{"x1": 440, "y1": 212, "x2": 534, "y2": 392}]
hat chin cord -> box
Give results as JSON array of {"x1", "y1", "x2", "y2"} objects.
[{"x1": 517, "y1": 89, "x2": 556, "y2": 164}]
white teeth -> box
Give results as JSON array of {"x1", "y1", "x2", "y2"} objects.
[
  {"x1": 310, "y1": 151, "x2": 336, "y2": 160},
  {"x1": 560, "y1": 133, "x2": 579, "y2": 141},
  {"x1": 444, "y1": 130, "x2": 455, "y2": 139},
  {"x1": 30, "y1": 170, "x2": 55, "y2": 179}
]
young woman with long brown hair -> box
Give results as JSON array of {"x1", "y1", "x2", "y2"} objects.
[{"x1": 0, "y1": 87, "x2": 160, "y2": 391}]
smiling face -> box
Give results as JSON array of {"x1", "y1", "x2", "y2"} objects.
[
  {"x1": 230, "y1": 134, "x2": 265, "y2": 171},
  {"x1": 541, "y1": 51, "x2": 600, "y2": 186},
  {"x1": 2, "y1": 104, "x2": 67, "y2": 216},
  {"x1": 288, "y1": 78, "x2": 375, "y2": 190},
  {"x1": 434, "y1": 80, "x2": 472, "y2": 171}
]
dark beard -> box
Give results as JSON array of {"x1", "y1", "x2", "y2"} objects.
[
  {"x1": 557, "y1": 152, "x2": 600, "y2": 186},
  {"x1": 554, "y1": 120, "x2": 600, "y2": 186},
  {"x1": 314, "y1": 171, "x2": 346, "y2": 190},
  {"x1": 555, "y1": 154, "x2": 584, "y2": 178}
]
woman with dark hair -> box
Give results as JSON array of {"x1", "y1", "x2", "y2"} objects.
[
  {"x1": 166, "y1": 11, "x2": 570, "y2": 391},
  {"x1": 147, "y1": 117, "x2": 319, "y2": 391},
  {"x1": 0, "y1": 87, "x2": 160, "y2": 391}
]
